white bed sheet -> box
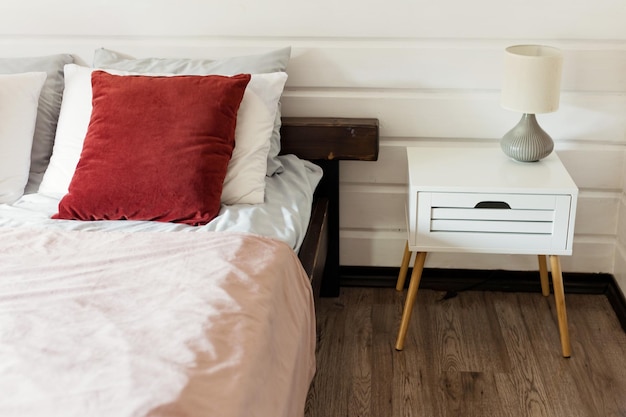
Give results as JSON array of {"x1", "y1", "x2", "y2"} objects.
[{"x1": 0, "y1": 154, "x2": 322, "y2": 251}]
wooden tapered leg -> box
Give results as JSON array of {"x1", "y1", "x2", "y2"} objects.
[
  {"x1": 395, "y1": 251, "x2": 427, "y2": 351},
  {"x1": 538, "y1": 255, "x2": 550, "y2": 296},
  {"x1": 396, "y1": 241, "x2": 412, "y2": 291},
  {"x1": 549, "y1": 255, "x2": 572, "y2": 358}
]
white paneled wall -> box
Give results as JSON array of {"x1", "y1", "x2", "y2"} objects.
[
  {"x1": 616, "y1": 167, "x2": 626, "y2": 293},
  {"x1": 1, "y1": 0, "x2": 625, "y2": 291},
  {"x1": 282, "y1": 42, "x2": 626, "y2": 280}
]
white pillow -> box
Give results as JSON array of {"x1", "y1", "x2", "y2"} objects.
[
  {"x1": 223, "y1": 72, "x2": 288, "y2": 204},
  {"x1": 39, "y1": 64, "x2": 287, "y2": 205},
  {"x1": 0, "y1": 54, "x2": 74, "y2": 192},
  {"x1": 38, "y1": 65, "x2": 92, "y2": 199},
  {"x1": 0, "y1": 72, "x2": 47, "y2": 204}
]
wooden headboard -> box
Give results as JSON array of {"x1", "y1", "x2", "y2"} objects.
[{"x1": 279, "y1": 117, "x2": 379, "y2": 298}]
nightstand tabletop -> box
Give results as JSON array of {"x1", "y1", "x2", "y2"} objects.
[{"x1": 406, "y1": 146, "x2": 577, "y2": 195}]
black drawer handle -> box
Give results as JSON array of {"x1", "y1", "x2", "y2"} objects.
[{"x1": 474, "y1": 201, "x2": 511, "y2": 209}]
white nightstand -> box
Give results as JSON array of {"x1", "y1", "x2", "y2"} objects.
[{"x1": 396, "y1": 145, "x2": 578, "y2": 357}]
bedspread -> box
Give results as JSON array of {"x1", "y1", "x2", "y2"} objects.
[{"x1": 0, "y1": 227, "x2": 316, "y2": 417}]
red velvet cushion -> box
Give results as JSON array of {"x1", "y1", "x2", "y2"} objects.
[{"x1": 53, "y1": 71, "x2": 251, "y2": 225}]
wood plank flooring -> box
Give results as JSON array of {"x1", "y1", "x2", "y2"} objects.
[{"x1": 305, "y1": 287, "x2": 626, "y2": 417}]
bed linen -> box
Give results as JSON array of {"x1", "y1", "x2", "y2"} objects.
[
  {"x1": 0, "y1": 154, "x2": 322, "y2": 252},
  {"x1": 0, "y1": 227, "x2": 315, "y2": 417},
  {"x1": 0, "y1": 153, "x2": 322, "y2": 416}
]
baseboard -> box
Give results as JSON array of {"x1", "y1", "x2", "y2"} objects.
[{"x1": 339, "y1": 266, "x2": 626, "y2": 332}]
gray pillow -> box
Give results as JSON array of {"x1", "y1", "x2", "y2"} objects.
[
  {"x1": 93, "y1": 47, "x2": 291, "y2": 176},
  {"x1": 0, "y1": 54, "x2": 74, "y2": 192}
]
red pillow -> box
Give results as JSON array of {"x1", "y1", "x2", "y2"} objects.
[{"x1": 53, "y1": 71, "x2": 251, "y2": 225}]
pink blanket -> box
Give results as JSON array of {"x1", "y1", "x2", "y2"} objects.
[{"x1": 0, "y1": 227, "x2": 315, "y2": 417}]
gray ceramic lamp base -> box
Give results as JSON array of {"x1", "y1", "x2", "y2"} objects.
[{"x1": 501, "y1": 113, "x2": 554, "y2": 162}]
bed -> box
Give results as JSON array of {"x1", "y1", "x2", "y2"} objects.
[{"x1": 0, "y1": 48, "x2": 378, "y2": 417}]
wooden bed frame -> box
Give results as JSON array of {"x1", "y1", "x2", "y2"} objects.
[{"x1": 279, "y1": 117, "x2": 379, "y2": 298}]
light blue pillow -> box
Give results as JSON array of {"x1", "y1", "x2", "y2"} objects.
[
  {"x1": 93, "y1": 47, "x2": 291, "y2": 176},
  {"x1": 0, "y1": 54, "x2": 74, "y2": 192}
]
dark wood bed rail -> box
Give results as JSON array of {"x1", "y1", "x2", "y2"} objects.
[{"x1": 280, "y1": 117, "x2": 379, "y2": 298}]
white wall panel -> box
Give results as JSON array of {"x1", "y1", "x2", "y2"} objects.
[
  {"x1": 614, "y1": 246, "x2": 626, "y2": 294},
  {"x1": 557, "y1": 147, "x2": 624, "y2": 190},
  {"x1": 342, "y1": 145, "x2": 408, "y2": 185},
  {"x1": 289, "y1": 44, "x2": 626, "y2": 92},
  {"x1": 281, "y1": 93, "x2": 626, "y2": 143},
  {"x1": 1, "y1": 1, "x2": 625, "y2": 39},
  {"x1": 618, "y1": 195, "x2": 626, "y2": 247},
  {"x1": 340, "y1": 185, "x2": 406, "y2": 230},
  {"x1": 615, "y1": 194, "x2": 626, "y2": 292},
  {"x1": 573, "y1": 192, "x2": 620, "y2": 236}
]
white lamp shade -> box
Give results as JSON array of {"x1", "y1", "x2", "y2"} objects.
[{"x1": 501, "y1": 45, "x2": 563, "y2": 114}]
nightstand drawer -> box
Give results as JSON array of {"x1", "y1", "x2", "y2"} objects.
[
  {"x1": 431, "y1": 192, "x2": 559, "y2": 234},
  {"x1": 409, "y1": 191, "x2": 574, "y2": 254}
]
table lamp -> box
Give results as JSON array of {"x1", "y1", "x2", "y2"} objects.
[{"x1": 500, "y1": 45, "x2": 563, "y2": 162}]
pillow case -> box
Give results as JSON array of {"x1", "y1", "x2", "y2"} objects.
[
  {"x1": 53, "y1": 71, "x2": 250, "y2": 225},
  {"x1": 0, "y1": 72, "x2": 47, "y2": 203},
  {"x1": 223, "y1": 71, "x2": 287, "y2": 204},
  {"x1": 0, "y1": 54, "x2": 74, "y2": 192},
  {"x1": 93, "y1": 47, "x2": 291, "y2": 176},
  {"x1": 39, "y1": 64, "x2": 287, "y2": 205}
]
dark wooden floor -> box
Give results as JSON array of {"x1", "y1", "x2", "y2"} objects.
[{"x1": 305, "y1": 287, "x2": 626, "y2": 417}]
